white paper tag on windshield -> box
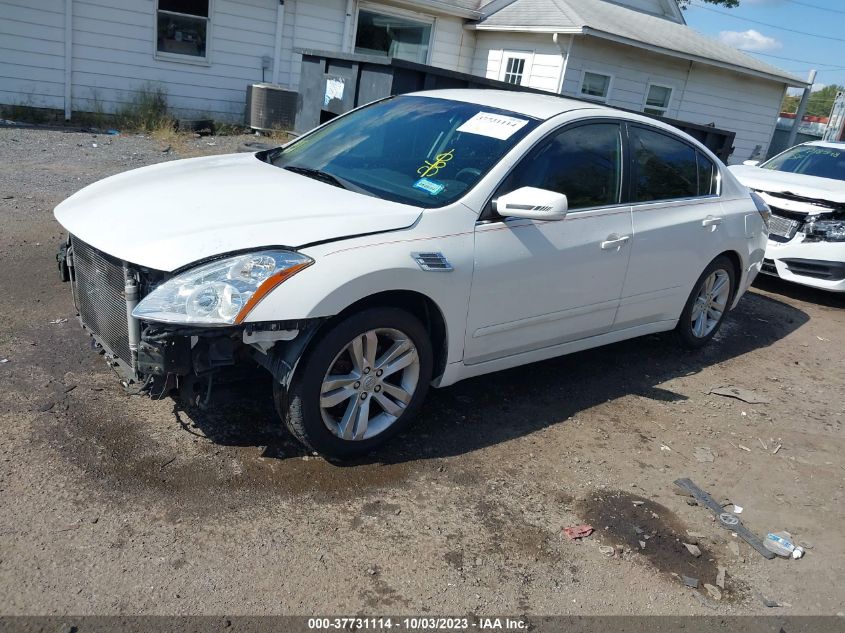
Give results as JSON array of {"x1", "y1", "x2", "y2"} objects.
[{"x1": 457, "y1": 112, "x2": 529, "y2": 140}]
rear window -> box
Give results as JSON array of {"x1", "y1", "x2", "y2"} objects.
[{"x1": 631, "y1": 126, "x2": 698, "y2": 202}]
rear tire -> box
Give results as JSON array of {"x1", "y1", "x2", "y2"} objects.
[
  {"x1": 676, "y1": 255, "x2": 736, "y2": 349},
  {"x1": 276, "y1": 307, "x2": 433, "y2": 459}
]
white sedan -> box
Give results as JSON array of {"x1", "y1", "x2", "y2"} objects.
[
  {"x1": 55, "y1": 90, "x2": 768, "y2": 458},
  {"x1": 729, "y1": 140, "x2": 845, "y2": 292}
]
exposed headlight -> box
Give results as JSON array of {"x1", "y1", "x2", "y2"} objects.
[
  {"x1": 132, "y1": 250, "x2": 313, "y2": 326},
  {"x1": 805, "y1": 219, "x2": 845, "y2": 242}
]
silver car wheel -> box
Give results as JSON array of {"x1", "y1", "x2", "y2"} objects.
[
  {"x1": 319, "y1": 328, "x2": 420, "y2": 441},
  {"x1": 690, "y1": 268, "x2": 730, "y2": 338}
]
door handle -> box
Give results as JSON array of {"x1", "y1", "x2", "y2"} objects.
[
  {"x1": 600, "y1": 234, "x2": 631, "y2": 250},
  {"x1": 702, "y1": 216, "x2": 724, "y2": 228}
]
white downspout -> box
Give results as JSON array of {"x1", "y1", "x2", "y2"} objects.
[
  {"x1": 64, "y1": 0, "x2": 72, "y2": 120},
  {"x1": 272, "y1": 0, "x2": 286, "y2": 85},
  {"x1": 342, "y1": 0, "x2": 355, "y2": 52},
  {"x1": 553, "y1": 33, "x2": 574, "y2": 96}
]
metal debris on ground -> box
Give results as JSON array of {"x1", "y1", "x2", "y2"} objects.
[
  {"x1": 49, "y1": 318, "x2": 68, "y2": 324},
  {"x1": 0, "y1": 358, "x2": 8, "y2": 363},
  {"x1": 733, "y1": 504, "x2": 743, "y2": 514},
  {"x1": 673, "y1": 478, "x2": 775, "y2": 559},
  {"x1": 738, "y1": 445, "x2": 752, "y2": 453},
  {"x1": 773, "y1": 444, "x2": 782, "y2": 454},
  {"x1": 682, "y1": 575, "x2": 699, "y2": 588},
  {"x1": 564, "y1": 524, "x2": 594, "y2": 540},
  {"x1": 694, "y1": 446, "x2": 715, "y2": 463},
  {"x1": 684, "y1": 543, "x2": 702, "y2": 557},
  {"x1": 708, "y1": 386, "x2": 770, "y2": 404}
]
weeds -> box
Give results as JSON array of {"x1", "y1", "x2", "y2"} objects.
[{"x1": 115, "y1": 83, "x2": 173, "y2": 133}]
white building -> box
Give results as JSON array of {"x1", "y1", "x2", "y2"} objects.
[{"x1": 0, "y1": 0, "x2": 807, "y2": 162}]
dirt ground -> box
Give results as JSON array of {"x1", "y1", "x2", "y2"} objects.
[{"x1": 0, "y1": 125, "x2": 843, "y2": 617}]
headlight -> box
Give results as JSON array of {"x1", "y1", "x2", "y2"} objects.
[
  {"x1": 132, "y1": 250, "x2": 313, "y2": 325},
  {"x1": 805, "y1": 219, "x2": 845, "y2": 242}
]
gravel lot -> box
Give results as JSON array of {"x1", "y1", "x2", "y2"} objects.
[{"x1": 0, "y1": 125, "x2": 843, "y2": 617}]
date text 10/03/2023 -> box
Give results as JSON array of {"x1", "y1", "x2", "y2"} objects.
[{"x1": 307, "y1": 617, "x2": 528, "y2": 630}]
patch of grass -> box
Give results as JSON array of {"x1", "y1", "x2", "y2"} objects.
[{"x1": 115, "y1": 84, "x2": 174, "y2": 133}]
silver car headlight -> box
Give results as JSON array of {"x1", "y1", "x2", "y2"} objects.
[{"x1": 132, "y1": 250, "x2": 313, "y2": 326}]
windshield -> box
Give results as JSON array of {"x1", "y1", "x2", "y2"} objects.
[
  {"x1": 270, "y1": 96, "x2": 540, "y2": 207},
  {"x1": 762, "y1": 144, "x2": 845, "y2": 182}
]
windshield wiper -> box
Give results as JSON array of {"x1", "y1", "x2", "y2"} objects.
[{"x1": 283, "y1": 165, "x2": 349, "y2": 190}]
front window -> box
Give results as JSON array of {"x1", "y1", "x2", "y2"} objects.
[
  {"x1": 269, "y1": 96, "x2": 540, "y2": 208},
  {"x1": 354, "y1": 8, "x2": 432, "y2": 63},
  {"x1": 496, "y1": 123, "x2": 623, "y2": 210},
  {"x1": 762, "y1": 145, "x2": 845, "y2": 182},
  {"x1": 157, "y1": 0, "x2": 209, "y2": 59},
  {"x1": 581, "y1": 72, "x2": 611, "y2": 101}
]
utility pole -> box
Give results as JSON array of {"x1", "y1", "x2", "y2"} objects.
[{"x1": 786, "y1": 69, "x2": 817, "y2": 149}]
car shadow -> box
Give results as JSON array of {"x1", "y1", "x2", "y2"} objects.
[
  {"x1": 752, "y1": 274, "x2": 845, "y2": 309},
  {"x1": 181, "y1": 288, "x2": 809, "y2": 465}
]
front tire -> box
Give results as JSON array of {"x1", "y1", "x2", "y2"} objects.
[
  {"x1": 676, "y1": 256, "x2": 736, "y2": 349},
  {"x1": 276, "y1": 307, "x2": 433, "y2": 459}
]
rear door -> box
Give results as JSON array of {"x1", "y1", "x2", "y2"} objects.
[{"x1": 614, "y1": 124, "x2": 723, "y2": 329}]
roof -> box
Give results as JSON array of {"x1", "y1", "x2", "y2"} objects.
[
  {"x1": 474, "y1": 0, "x2": 807, "y2": 87},
  {"x1": 410, "y1": 88, "x2": 657, "y2": 119},
  {"x1": 408, "y1": 88, "x2": 612, "y2": 119}
]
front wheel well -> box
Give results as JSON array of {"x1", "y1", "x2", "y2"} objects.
[{"x1": 325, "y1": 290, "x2": 449, "y2": 380}]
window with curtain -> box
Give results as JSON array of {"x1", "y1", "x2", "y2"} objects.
[
  {"x1": 157, "y1": 0, "x2": 209, "y2": 59},
  {"x1": 354, "y1": 9, "x2": 432, "y2": 64}
]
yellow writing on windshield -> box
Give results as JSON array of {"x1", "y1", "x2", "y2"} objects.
[{"x1": 417, "y1": 149, "x2": 455, "y2": 178}]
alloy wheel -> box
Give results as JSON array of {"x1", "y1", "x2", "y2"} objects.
[
  {"x1": 690, "y1": 268, "x2": 730, "y2": 338},
  {"x1": 319, "y1": 328, "x2": 420, "y2": 441}
]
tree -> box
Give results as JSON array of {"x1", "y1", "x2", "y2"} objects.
[
  {"x1": 781, "y1": 84, "x2": 845, "y2": 118},
  {"x1": 677, "y1": 0, "x2": 740, "y2": 8}
]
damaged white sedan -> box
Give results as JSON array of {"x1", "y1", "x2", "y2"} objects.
[
  {"x1": 55, "y1": 90, "x2": 768, "y2": 459},
  {"x1": 729, "y1": 141, "x2": 845, "y2": 292}
]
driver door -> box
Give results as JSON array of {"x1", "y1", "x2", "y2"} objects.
[{"x1": 464, "y1": 121, "x2": 633, "y2": 365}]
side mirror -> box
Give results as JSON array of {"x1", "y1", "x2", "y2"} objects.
[
  {"x1": 494, "y1": 187, "x2": 568, "y2": 221},
  {"x1": 742, "y1": 160, "x2": 761, "y2": 167}
]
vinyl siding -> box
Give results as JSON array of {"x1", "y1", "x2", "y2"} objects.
[
  {"x1": 472, "y1": 31, "x2": 564, "y2": 93},
  {"x1": 0, "y1": 0, "x2": 67, "y2": 110},
  {"x1": 563, "y1": 37, "x2": 786, "y2": 163},
  {"x1": 1, "y1": 0, "x2": 472, "y2": 121}
]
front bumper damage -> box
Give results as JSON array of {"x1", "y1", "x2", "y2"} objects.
[
  {"x1": 753, "y1": 190, "x2": 845, "y2": 292},
  {"x1": 58, "y1": 236, "x2": 322, "y2": 400}
]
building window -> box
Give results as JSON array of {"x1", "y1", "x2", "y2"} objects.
[
  {"x1": 644, "y1": 84, "x2": 673, "y2": 116},
  {"x1": 354, "y1": 8, "x2": 432, "y2": 64},
  {"x1": 581, "y1": 71, "x2": 611, "y2": 101},
  {"x1": 157, "y1": 0, "x2": 209, "y2": 59},
  {"x1": 501, "y1": 54, "x2": 530, "y2": 85}
]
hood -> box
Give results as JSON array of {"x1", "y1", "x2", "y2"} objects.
[
  {"x1": 728, "y1": 165, "x2": 845, "y2": 206},
  {"x1": 54, "y1": 153, "x2": 422, "y2": 271}
]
